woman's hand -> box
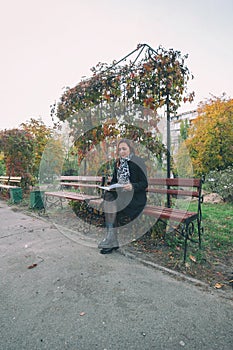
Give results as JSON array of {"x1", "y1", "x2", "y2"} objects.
[{"x1": 123, "y1": 183, "x2": 133, "y2": 191}]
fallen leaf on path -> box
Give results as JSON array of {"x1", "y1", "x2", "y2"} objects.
[
  {"x1": 214, "y1": 282, "x2": 224, "y2": 289},
  {"x1": 27, "y1": 263, "x2": 37, "y2": 269}
]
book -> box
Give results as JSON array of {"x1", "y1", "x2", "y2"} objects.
[{"x1": 98, "y1": 183, "x2": 125, "y2": 191}]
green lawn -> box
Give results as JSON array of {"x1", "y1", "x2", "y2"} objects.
[
  {"x1": 200, "y1": 202, "x2": 233, "y2": 252},
  {"x1": 173, "y1": 199, "x2": 233, "y2": 253}
]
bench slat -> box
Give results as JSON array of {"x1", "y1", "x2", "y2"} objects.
[
  {"x1": 0, "y1": 184, "x2": 20, "y2": 189},
  {"x1": 61, "y1": 182, "x2": 100, "y2": 188},
  {"x1": 143, "y1": 205, "x2": 198, "y2": 222},
  {"x1": 147, "y1": 188, "x2": 199, "y2": 197},
  {"x1": 44, "y1": 191, "x2": 101, "y2": 202},
  {"x1": 0, "y1": 176, "x2": 22, "y2": 183},
  {"x1": 148, "y1": 177, "x2": 201, "y2": 187},
  {"x1": 60, "y1": 176, "x2": 103, "y2": 182}
]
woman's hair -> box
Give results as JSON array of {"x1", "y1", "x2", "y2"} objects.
[
  {"x1": 117, "y1": 138, "x2": 135, "y2": 155},
  {"x1": 116, "y1": 139, "x2": 135, "y2": 167}
]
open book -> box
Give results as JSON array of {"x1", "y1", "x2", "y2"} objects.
[{"x1": 98, "y1": 183, "x2": 125, "y2": 191}]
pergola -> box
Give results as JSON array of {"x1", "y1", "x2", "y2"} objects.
[{"x1": 55, "y1": 43, "x2": 194, "y2": 186}]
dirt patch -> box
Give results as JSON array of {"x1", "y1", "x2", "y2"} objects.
[
  {"x1": 123, "y1": 232, "x2": 233, "y2": 299},
  {"x1": 203, "y1": 192, "x2": 224, "y2": 204}
]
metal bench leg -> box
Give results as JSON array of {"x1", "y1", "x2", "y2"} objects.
[
  {"x1": 183, "y1": 230, "x2": 188, "y2": 263},
  {"x1": 183, "y1": 221, "x2": 195, "y2": 263},
  {"x1": 197, "y1": 218, "x2": 203, "y2": 249}
]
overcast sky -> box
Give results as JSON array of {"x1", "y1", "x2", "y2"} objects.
[{"x1": 1, "y1": 0, "x2": 232, "y2": 130}]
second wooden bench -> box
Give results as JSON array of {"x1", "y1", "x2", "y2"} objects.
[
  {"x1": 143, "y1": 177, "x2": 204, "y2": 262},
  {"x1": 44, "y1": 175, "x2": 105, "y2": 212},
  {"x1": 0, "y1": 176, "x2": 22, "y2": 190},
  {"x1": 0, "y1": 176, "x2": 23, "y2": 203}
]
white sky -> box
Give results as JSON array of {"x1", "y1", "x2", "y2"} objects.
[{"x1": 1, "y1": 0, "x2": 232, "y2": 130}]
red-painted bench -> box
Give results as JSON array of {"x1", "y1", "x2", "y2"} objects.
[
  {"x1": 143, "y1": 177, "x2": 204, "y2": 262},
  {"x1": 44, "y1": 175, "x2": 105, "y2": 211}
]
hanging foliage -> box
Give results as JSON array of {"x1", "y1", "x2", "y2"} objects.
[
  {"x1": 55, "y1": 44, "x2": 194, "y2": 120},
  {"x1": 52, "y1": 44, "x2": 194, "y2": 168}
]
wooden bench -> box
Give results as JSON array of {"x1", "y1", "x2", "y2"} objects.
[
  {"x1": 0, "y1": 176, "x2": 22, "y2": 203},
  {"x1": 44, "y1": 175, "x2": 105, "y2": 212},
  {"x1": 0, "y1": 176, "x2": 22, "y2": 190},
  {"x1": 143, "y1": 177, "x2": 204, "y2": 262},
  {"x1": 44, "y1": 175, "x2": 203, "y2": 262}
]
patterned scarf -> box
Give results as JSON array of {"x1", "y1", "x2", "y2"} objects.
[{"x1": 117, "y1": 155, "x2": 132, "y2": 184}]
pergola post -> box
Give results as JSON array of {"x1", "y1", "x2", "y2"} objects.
[{"x1": 166, "y1": 93, "x2": 171, "y2": 207}]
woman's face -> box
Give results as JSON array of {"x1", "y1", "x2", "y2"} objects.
[{"x1": 118, "y1": 142, "x2": 130, "y2": 158}]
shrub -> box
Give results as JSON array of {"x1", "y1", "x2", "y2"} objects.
[
  {"x1": 205, "y1": 166, "x2": 233, "y2": 203},
  {"x1": 0, "y1": 159, "x2": 6, "y2": 175}
]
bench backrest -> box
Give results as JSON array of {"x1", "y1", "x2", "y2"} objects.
[
  {"x1": 0, "y1": 176, "x2": 22, "y2": 184},
  {"x1": 147, "y1": 177, "x2": 203, "y2": 211},
  {"x1": 147, "y1": 177, "x2": 202, "y2": 198},
  {"x1": 60, "y1": 175, "x2": 105, "y2": 185}
]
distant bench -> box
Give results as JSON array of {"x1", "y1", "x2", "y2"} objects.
[
  {"x1": 0, "y1": 176, "x2": 22, "y2": 190},
  {"x1": 143, "y1": 177, "x2": 204, "y2": 262},
  {"x1": 44, "y1": 175, "x2": 105, "y2": 211},
  {"x1": 0, "y1": 176, "x2": 22, "y2": 203}
]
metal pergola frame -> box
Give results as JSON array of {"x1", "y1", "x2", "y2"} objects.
[{"x1": 104, "y1": 43, "x2": 172, "y2": 180}]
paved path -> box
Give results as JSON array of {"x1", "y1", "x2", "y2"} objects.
[{"x1": 0, "y1": 201, "x2": 232, "y2": 350}]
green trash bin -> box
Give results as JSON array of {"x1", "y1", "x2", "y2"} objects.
[
  {"x1": 10, "y1": 187, "x2": 23, "y2": 204},
  {"x1": 30, "y1": 190, "x2": 45, "y2": 209}
]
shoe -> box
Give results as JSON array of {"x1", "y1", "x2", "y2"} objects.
[
  {"x1": 98, "y1": 227, "x2": 119, "y2": 250},
  {"x1": 100, "y1": 247, "x2": 119, "y2": 254}
]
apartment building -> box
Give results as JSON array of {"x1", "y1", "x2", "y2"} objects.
[{"x1": 170, "y1": 109, "x2": 198, "y2": 153}]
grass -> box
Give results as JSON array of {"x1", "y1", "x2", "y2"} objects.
[
  {"x1": 158, "y1": 199, "x2": 233, "y2": 260},
  {"x1": 190, "y1": 201, "x2": 233, "y2": 255},
  {"x1": 127, "y1": 201, "x2": 233, "y2": 293}
]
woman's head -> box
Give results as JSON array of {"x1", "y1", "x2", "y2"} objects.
[{"x1": 117, "y1": 139, "x2": 135, "y2": 158}]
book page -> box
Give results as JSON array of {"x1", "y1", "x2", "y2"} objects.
[{"x1": 98, "y1": 183, "x2": 125, "y2": 191}]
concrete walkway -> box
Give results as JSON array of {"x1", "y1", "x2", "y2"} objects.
[{"x1": 0, "y1": 201, "x2": 232, "y2": 350}]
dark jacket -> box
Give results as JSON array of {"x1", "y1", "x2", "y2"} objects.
[{"x1": 110, "y1": 155, "x2": 148, "y2": 220}]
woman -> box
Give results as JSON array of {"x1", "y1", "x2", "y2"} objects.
[{"x1": 98, "y1": 138, "x2": 148, "y2": 254}]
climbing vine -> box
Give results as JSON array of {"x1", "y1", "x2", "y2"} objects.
[{"x1": 52, "y1": 44, "x2": 194, "y2": 167}]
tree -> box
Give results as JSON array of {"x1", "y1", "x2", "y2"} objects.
[
  {"x1": 0, "y1": 152, "x2": 6, "y2": 175},
  {"x1": 0, "y1": 128, "x2": 35, "y2": 187},
  {"x1": 174, "y1": 141, "x2": 194, "y2": 178},
  {"x1": 179, "y1": 119, "x2": 189, "y2": 142},
  {"x1": 0, "y1": 118, "x2": 53, "y2": 187},
  {"x1": 185, "y1": 95, "x2": 233, "y2": 176},
  {"x1": 20, "y1": 118, "x2": 52, "y2": 180},
  {"x1": 39, "y1": 137, "x2": 65, "y2": 184}
]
